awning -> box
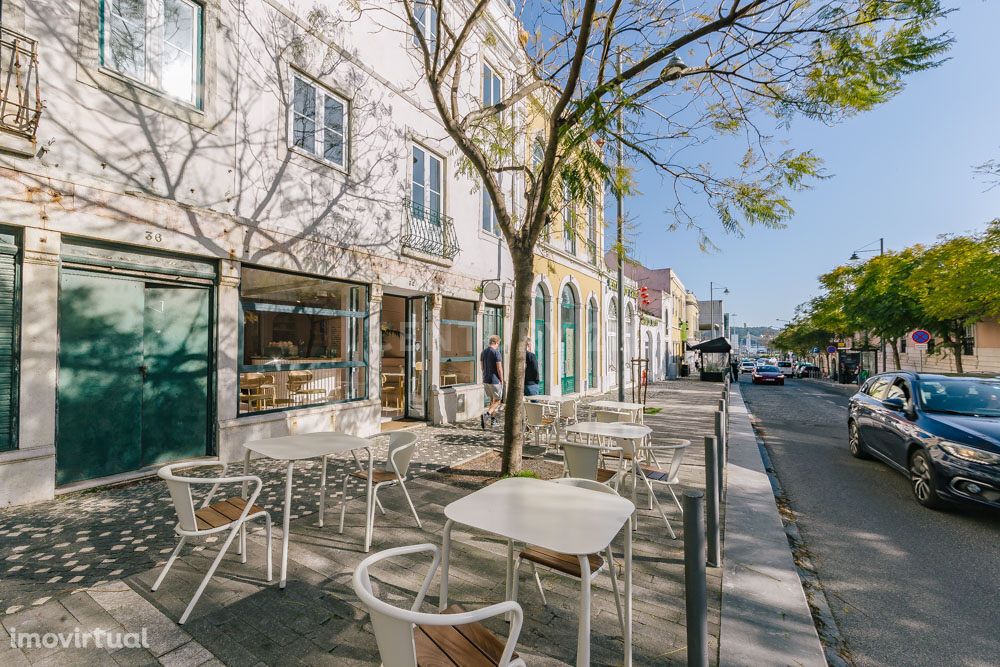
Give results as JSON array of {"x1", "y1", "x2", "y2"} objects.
[{"x1": 686, "y1": 336, "x2": 732, "y2": 353}]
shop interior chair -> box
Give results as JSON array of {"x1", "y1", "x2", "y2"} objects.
[
  {"x1": 338, "y1": 431, "x2": 421, "y2": 547},
  {"x1": 353, "y1": 543, "x2": 526, "y2": 667},
  {"x1": 153, "y1": 462, "x2": 272, "y2": 624},
  {"x1": 510, "y1": 477, "x2": 625, "y2": 633}
]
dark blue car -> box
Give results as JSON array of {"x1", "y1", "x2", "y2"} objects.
[{"x1": 848, "y1": 372, "x2": 1000, "y2": 510}]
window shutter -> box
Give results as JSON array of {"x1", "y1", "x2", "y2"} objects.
[{"x1": 0, "y1": 239, "x2": 18, "y2": 451}]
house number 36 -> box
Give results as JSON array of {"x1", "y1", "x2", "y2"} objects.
[{"x1": 145, "y1": 231, "x2": 163, "y2": 243}]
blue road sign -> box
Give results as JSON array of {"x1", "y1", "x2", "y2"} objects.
[
  {"x1": 911, "y1": 330, "x2": 931, "y2": 344},
  {"x1": 826, "y1": 345, "x2": 838, "y2": 354}
]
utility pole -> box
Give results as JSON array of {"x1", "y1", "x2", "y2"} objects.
[{"x1": 615, "y1": 49, "x2": 626, "y2": 401}]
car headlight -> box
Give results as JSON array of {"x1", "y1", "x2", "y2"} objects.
[{"x1": 939, "y1": 442, "x2": 1000, "y2": 465}]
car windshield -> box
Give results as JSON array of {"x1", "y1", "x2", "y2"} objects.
[
  {"x1": 758, "y1": 366, "x2": 780, "y2": 373},
  {"x1": 778, "y1": 362, "x2": 791, "y2": 367},
  {"x1": 918, "y1": 378, "x2": 1000, "y2": 417}
]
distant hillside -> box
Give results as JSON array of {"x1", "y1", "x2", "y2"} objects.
[{"x1": 730, "y1": 326, "x2": 779, "y2": 337}]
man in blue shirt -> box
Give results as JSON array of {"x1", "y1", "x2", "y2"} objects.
[{"x1": 480, "y1": 335, "x2": 504, "y2": 429}]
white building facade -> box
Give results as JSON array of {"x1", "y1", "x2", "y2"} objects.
[{"x1": 0, "y1": 0, "x2": 533, "y2": 505}]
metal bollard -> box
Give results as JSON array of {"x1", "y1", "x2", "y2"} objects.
[
  {"x1": 704, "y1": 435, "x2": 720, "y2": 567},
  {"x1": 684, "y1": 490, "x2": 709, "y2": 667},
  {"x1": 715, "y1": 410, "x2": 726, "y2": 499}
]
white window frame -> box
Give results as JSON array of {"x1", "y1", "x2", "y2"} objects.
[
  {"x1": 288, "y1": 72, "x2": 349, "y2": 172},
  {"x1": 100, "y1": 0, "x2": 204, "y2": 107},
  {"x1": 411, "y1": 0, "x2": 438, "y2": 49},
  {"x1": 411, "y1": 143, "x2": 444, "y2": 223}
]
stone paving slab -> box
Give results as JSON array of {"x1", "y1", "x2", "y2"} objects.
[{"x1": 1, "y1": 379, "x2": 727, "y2": 665}]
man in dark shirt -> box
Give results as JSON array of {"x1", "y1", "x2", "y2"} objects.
[
  {"x1": 524, "y1": 338, "x2": 541, "y2": 396},
  {"x1": 480, "y1": 335, "x2": 504, "y2": 429}
]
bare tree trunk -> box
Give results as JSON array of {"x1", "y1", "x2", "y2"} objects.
[
  {"x1": 949, "y1": 340, "x2": 965, "y2": 374},
  {"x1": 890, "y1": 338, "x2": 902, "y2": 370},
  {"x1": 500, "y1": 249, "x2": 535, "y2": 475}
]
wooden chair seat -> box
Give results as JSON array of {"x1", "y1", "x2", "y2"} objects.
[
  {"x1": 640, "y1": 466, "x2": 671, "y2": 482},
  {"x1": 416, "y1": 604, "x2": 517, "y2": 666},
  {"x1": 519, "y1": 546, "x2": 603, "y2": 578},
  {"x1": 601, "y1": 450, "x2": 634, "y2": 461},
  {"x1": 595, "y1": 468, "x2": 618, "y2": 484},
  {"x1": 194, "y1": 497, "x2": 265, "y2": 531},
  {"x1": 350, "y1": 469, "x2": 397, "y2": 484}
]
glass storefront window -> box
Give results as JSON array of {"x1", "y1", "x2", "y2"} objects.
[
  {"x1": 440, "y1": 298, "x2": 476, "y2": 386},
  {"x1": 239, "y1": 267, "x2": 368, "y2": 415}
]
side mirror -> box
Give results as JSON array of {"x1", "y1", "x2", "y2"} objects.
[{"x1": 882, "y1": 396, "x2": 906, "y2": 411}]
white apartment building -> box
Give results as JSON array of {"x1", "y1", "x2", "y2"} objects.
[{"x1": 0, "y1": 0, "x2": 535, "y2": 505}]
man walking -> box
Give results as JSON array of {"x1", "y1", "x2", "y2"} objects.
[
  {"x1": 524, "y1": 338, "x2": 541, "y2": 396},
  {"x1": 481, "y1": 335, "x2": 504, "y2": 429}
]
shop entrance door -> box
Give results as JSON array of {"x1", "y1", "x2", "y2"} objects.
[
  {"x1": 405, "y1": 296, "x2": 427, "y2": 419},
  {"x1": 56, "y1": 271, "x2": 210, "y2": 485}
]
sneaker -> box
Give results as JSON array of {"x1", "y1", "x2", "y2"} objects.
[
  {"x1": 480, "y1": 413, "x2": 487, "y2": 430},
  {"x1": 491, "y1": 417, "x2": 499, "y2": 427}
]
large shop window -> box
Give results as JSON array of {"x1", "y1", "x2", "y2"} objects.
[
  {"x1": 239, "y1": 268, "x2": 368, "y2": 415},
  {"x1": 101, "y1": 0, "x2": 204, "y2": 106},
  {"x1": 440, "y1": 298, "x2": 476, "y2": 387}
]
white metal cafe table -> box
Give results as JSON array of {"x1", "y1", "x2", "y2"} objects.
[
  {"x1": 242, "y1": 431, "x2": 373, "y2": 588},
  {"x1": 588, "y1": 399, "x2": 645, "y2": 422},
  {"x1": 566, "y1": 420, "x2": 652, "y2": 444},
  {"x1": 524, "y1": 394, "x2": 560, "y2": 403},
  {"x1": 439, "y1": 477, "x2": 636, "y2": 667}
]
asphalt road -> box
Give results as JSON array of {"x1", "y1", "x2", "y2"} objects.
[{"x1": 739, "y1": 375, "x2": 1000, "y2": 667}]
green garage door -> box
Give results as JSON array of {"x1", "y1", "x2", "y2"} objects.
[
  {"x1": 0, "y1": 233, "x2": 19, "y2": 451},
  {"x1": 57, "y1": 271, "x2": 211, "y2": 485}
]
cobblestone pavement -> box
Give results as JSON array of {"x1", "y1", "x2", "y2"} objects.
[
  {"x1": 1, "y1": 379, "x2": 727, "y2": 666},
  {"x1": 0, "y1": 423, "x2": 498, "y2": 616}
]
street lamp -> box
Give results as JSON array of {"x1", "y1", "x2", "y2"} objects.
[
  {"x1": 848, "y1": 238, "x2": 887, "y2": 372},
  {"x1": 709, "y1": 282, "x2": 729, "y2": 339}
]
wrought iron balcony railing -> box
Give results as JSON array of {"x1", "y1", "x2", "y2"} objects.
[
  {"x1": 402, "y1": 197, "x2": 460, "y2": 261},
  {"x1": 0, "y1": 27, "x2": 42, "y2": 143}
]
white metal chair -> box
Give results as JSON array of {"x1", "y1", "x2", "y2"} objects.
[
  {"x1": 638, "y1": 439, "x2": 691, "y2": 538},
  {"x1": 594, "y1": 408, "x2": 630, "y2": 424},
  {"x1": 338, "y1": 431, "x2": 421, "y2": 545},
  {"x1": 561, "y1": 440, "x2": 624, "y2": 490},
  {"x1": 556, "y1": 397, "x2": 580, "y2": 434},
  {"x1": 523, "y1": 400, "x2": 557, "y2": 452},
  {"x1": 152, "y1": 462, "x2": 273, "y2": 624},
  {"x1": 353, "y1": 543, "x2": 526, "y2": 667},
  {"x1": 511, "y1": 478, "x2": 625, "y2": 633}
]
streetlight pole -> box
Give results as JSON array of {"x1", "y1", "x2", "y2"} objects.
[
  {"x1": 849, "y1": 237, "x2": 887, "y2": 372},
  {"x1": 708, "y1": 282, "x2": 729, "y2": 339},
  {"x1": 615, "y1": 49, "x2": 626, "y2": 401}
]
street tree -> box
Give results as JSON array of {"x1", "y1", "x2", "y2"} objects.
[
  {"x1": 914, "y1": 223, "x2": 1000, "y2": 373},
  {"x1": 376, "y1": 0, "x2": 951, "y2": 472},
  {"x1": 845, "y1": 248, "x2": 925, "y2": 370}
]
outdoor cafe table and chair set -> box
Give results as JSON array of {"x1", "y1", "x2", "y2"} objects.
[{"x1": 150, "y1": 397, "x2": 690, "y2": 666}]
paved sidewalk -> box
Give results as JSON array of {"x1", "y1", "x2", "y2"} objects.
[
  {"x1": 2, "y1": 380, "x2": 727, "y2": 665},
  {"x1": 719, "y1": 384, "x2": 826, "y2": 666}
]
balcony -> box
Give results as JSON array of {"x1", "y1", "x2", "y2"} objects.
[
  {"x1": 401, "y1": 197, "x2": 460, "y2": 263},
  {"x1": 0, "y1": 26, "x2": 42, "y2": 155}
]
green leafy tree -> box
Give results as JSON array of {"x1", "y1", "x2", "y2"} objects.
[
  {"x1": 845, "y1": 248, "x2": 925, "y2": 369},
  {"x1": 914, "y1": 224, "x2": 1000, "y2": 373},
  {"x1": 376, "y1": 0, "x2": 951, "y2": 472}
]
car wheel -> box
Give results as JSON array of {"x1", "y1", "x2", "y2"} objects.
[
  {"x1": 848, "y1": 420, "x2": 871, "y2": 459},
  {"x1": 909, "y1": 449, "x2": 947, "y2": 510}
]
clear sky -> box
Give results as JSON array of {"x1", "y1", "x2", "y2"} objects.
[{"x1": 620, "y1": 1, "x2": 1000, "y2": 328}]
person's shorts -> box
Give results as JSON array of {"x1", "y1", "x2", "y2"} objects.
[
  {"x1": 484, "y1": 383, "x2": 503, "y2": 402},
  {"x1": 524, "y1": 383, "x2": 541, "y2": 396}
]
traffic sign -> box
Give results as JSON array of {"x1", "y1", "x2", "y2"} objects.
[
  {"x1": 826, "y1": 345, "x2": 837, "y2": 354},
  {"x1": 911, "y1": 330, "x2": 931, "y2": 344},
  {"x1": 914, "y1": 343, "x2": 928, "y2": 351}
]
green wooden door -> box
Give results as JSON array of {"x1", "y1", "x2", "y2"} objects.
[
  {"x1": 534, "y1": 289, "x2": 547, "y2": 393},
  {"x1": 0, "y1": 235, "x2": 19, "y2": 451},
  {"x1": 140, "y1": 285, "x2": 210, "y2": 467},
  {"x1": 57, "y1": 272, "x2": 145, "y2": 484},
  {"x1": 57, "y1": 273, "x2": 210, "y2": 484}
]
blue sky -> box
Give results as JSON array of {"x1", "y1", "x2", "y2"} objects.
[{"x1": 619, "y1": 1, "x2": 1000, "y2": 327}]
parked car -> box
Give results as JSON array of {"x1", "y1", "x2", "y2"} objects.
[
  {"x1": 752, "y1": 365, "x2": 785, "y2": 385},
  {"x1": 796, "y1": 363, "x2": 820, "y2": 378},
  {"x1": 848, "y1": 372, "x2": 1000, "y2": 510},
  {"x1": 740, "y1": 360, "x2": 756, "y2": 374},
  {"x1": 776, "y1": 361, "x2": 794, "y2": 377}
]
